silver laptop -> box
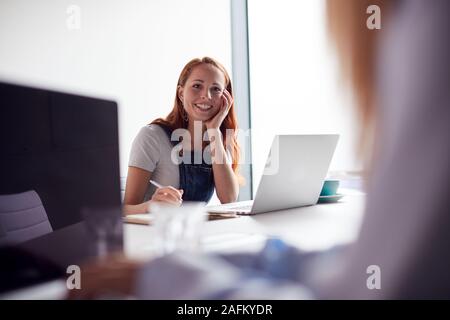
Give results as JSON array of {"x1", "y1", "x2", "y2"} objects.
[{"x1": 207, "y1": 134, "x2": 339, "y2": 215}]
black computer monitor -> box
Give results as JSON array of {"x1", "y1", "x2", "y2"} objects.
[
  {"x1": 0, "y1": 81, "x2": 122, "y2": 229},
  {"x1": 0, "y1": 81, "x2": 123, "y2": 292}
]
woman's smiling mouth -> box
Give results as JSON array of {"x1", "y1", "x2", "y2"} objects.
[{"x1": 194, "y1": 103, "x2": 213, "y2": 111}]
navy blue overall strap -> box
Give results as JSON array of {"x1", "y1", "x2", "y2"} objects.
[{"x1": 154, "y1": 123, "x2": 215, "y2": 202}]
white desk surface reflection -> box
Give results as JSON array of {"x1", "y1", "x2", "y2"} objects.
[{"x1": 124, "y1": 192, "x2": 366, "y2": 258}]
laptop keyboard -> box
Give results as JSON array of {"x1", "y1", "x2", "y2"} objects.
[
  {"x1": 207, "y1": 200, "x2": 254, "y2": 215},
  {"x1": 228, "y1": 204, "x2": 252, "y2": 211}
]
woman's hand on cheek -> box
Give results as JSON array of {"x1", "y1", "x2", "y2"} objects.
[{"x1": 205, "y1": 90, "x2": 233, "y2": 130}]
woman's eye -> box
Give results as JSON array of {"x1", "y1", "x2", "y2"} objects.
[
  {"x1": 212, "y1": 87, "x2": 222, "y2": 94},
  {"x1": 192, "y1": 84, "x2": 201, "y2": 89}
]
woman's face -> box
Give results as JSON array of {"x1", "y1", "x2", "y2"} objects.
[{"x1": 178, "y1": 63, "x2": 226, "y2": 123}]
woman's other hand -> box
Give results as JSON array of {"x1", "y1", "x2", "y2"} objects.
[{"x1": 67, "y1": 254, "x2": 142, "y2": 299}]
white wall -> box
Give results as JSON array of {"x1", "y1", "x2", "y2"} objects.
[
  {"x1": 248, "y1": 0, "x2": 362, "y2": 192},
  {"x1": 0, "y1": 0, "x2": 362, "y2": 200},
  {"x1": 0, "y1": 0, "x2": 232, "y2": 181}
]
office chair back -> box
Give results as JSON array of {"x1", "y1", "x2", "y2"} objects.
[{"x1": 0, "y1": 190, "x2": 53, "y2": 245}]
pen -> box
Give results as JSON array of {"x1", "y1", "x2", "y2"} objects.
[
  {"x1": 149, "y1": 179, "x2": 164, "y2": 189},
  {"x1": 150, "y1": 179, "x2": 183, "y2": 202}
]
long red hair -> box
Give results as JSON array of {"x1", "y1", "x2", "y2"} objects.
[{"x1": 152, "y1": 57, "x2": 242, "y2": 179}]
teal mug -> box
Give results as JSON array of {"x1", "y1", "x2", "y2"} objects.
[{"x1": 320, "y1": 179, "x2": 340, "y2": 196}]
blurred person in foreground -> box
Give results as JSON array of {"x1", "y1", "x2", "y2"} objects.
[{"x1": 70, "y1": 0, "x2": 450, "y2": 299}]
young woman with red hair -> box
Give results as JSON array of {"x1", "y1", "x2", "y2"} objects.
[{"x1": 123, "y1": 57, "x2": 240, "y2": 215}]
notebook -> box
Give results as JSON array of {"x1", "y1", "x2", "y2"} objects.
[{"x1": 123, "y1": 212, "x2": 238, "y2": 225}]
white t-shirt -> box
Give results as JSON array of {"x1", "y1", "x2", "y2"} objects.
[
  {"x1": 128, "y1": 124, "x2": 220, "y2": 201},
  {"x1": 128, "y1": 124, "x2": 180, "y2": 201}
]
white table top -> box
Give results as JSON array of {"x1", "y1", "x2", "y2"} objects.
[{"x1": 124, "y1": 192, "x2": 366, "y2": 258}]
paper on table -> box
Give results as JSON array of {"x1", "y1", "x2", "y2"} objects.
[
  {"x1": 123, "y1": 212, "x2": 239, "y2": 225},
  {"x1": 207, "y1": 213, "x2": 239, "y2": 221},
  {"x1": 123, "y1": 214, "x2": 154, "y2": 225}
]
